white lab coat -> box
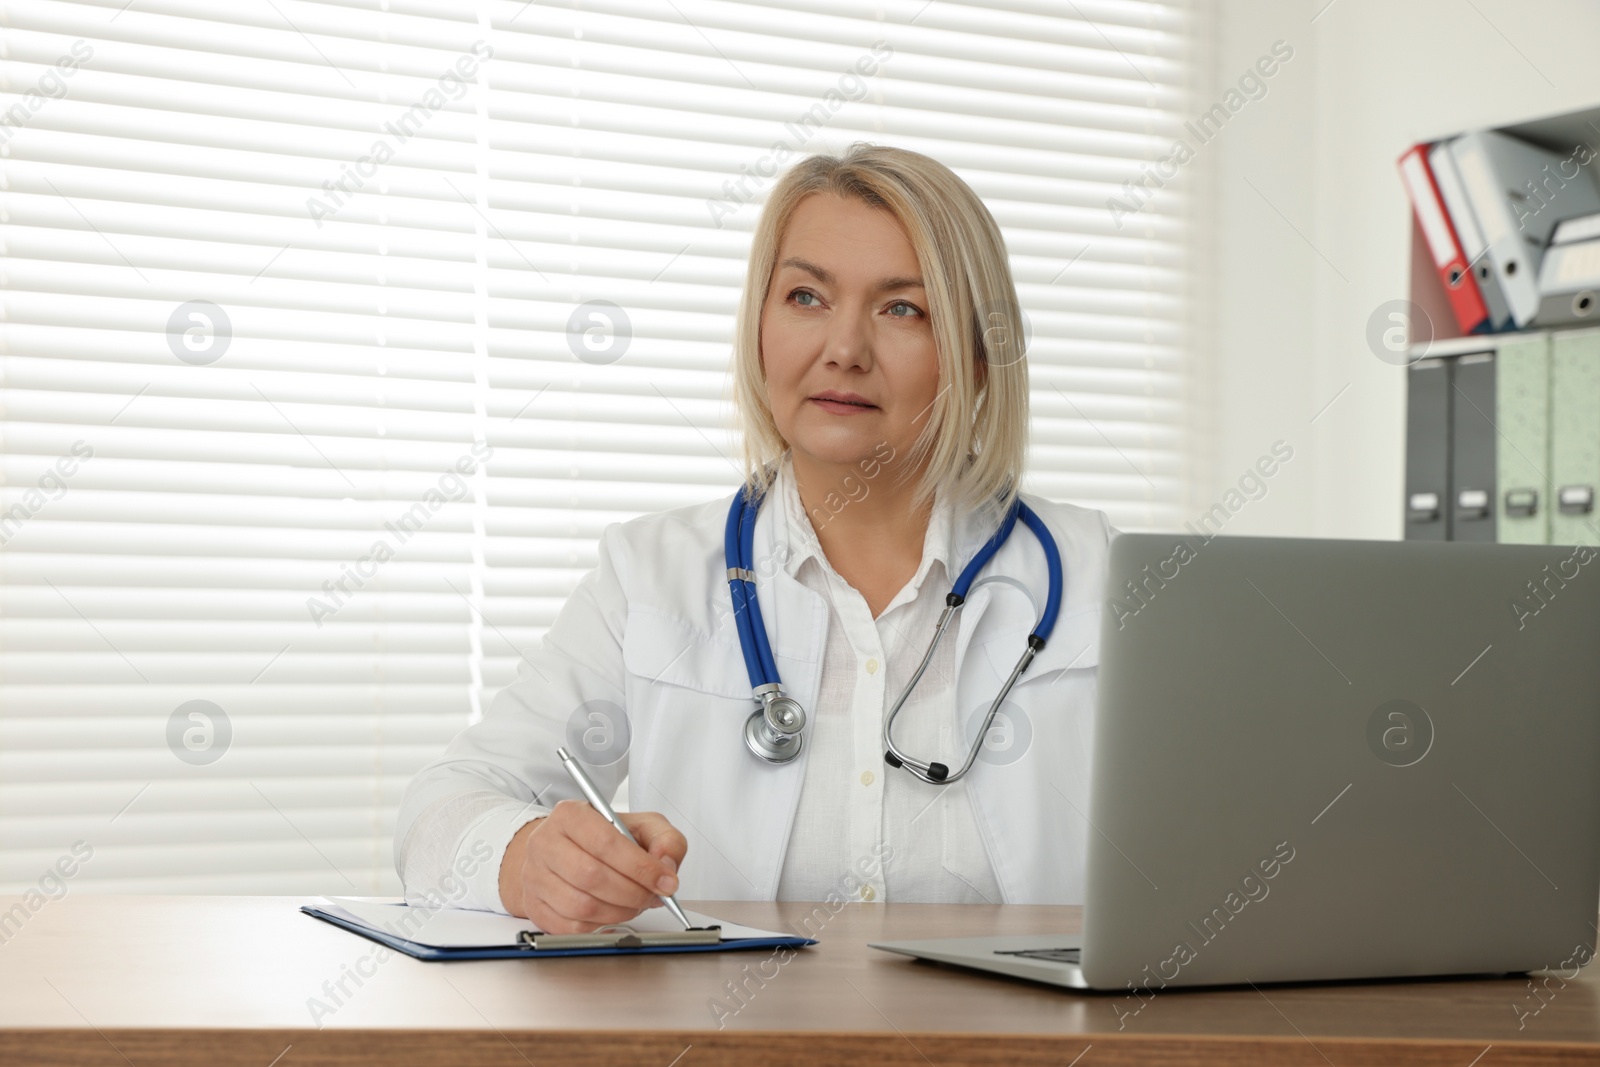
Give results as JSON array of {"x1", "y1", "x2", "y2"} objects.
[{"x1": 395, "y1": 486, "x2": 1113, "y2": 907}]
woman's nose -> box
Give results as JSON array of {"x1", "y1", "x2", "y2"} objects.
[{"x1": 821, "y1": 306, "x2": 874, "y2": 370}]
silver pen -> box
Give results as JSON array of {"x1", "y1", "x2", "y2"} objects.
[{"x1": 555, "y1": 746, "x2": 694, "y2": 931}]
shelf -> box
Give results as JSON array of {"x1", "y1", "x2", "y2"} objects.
[{"x1": 1408, "y1": 100, "x2": 1600, "y2": 347}]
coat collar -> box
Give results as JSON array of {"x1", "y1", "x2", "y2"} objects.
[{"x1": 947, "y1": 492, "x2": 1102, "y2": 681}]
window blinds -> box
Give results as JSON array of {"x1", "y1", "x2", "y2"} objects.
[{"x1": 0, "y1": 0, "x2": 1197, "y2": 895}]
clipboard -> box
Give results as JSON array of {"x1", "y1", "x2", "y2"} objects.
[{"x1": 302, "y1": 897, "x2": 816, "y2": 961}]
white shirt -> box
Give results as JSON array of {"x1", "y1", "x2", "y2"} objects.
[{"x1": 772, "y1": 457, "x2": 1003, "y2": 903}]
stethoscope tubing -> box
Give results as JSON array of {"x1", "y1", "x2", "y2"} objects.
[
  {"x1": 723, "y1": 484, "x2": 1065, "y2": 783},
  {"x1": 739, "y1": 490, "x2": 782, "y2": 686},
  {"x1": 724, "y1": 487, "x2": 776, "y2": 692},
  {"x1": 881, "y1": 499, "x2": 1061, "y2": 783}
]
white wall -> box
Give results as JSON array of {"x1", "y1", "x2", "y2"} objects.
[{"x1": 1202, "y1": 0, "x2": 1600, "y2": 538}]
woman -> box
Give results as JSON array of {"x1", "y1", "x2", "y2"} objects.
[{"x1": 395, "y1": 143, "x2": 1114, "y2": 934}]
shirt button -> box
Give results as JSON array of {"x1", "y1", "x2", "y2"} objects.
[
  {"x1": 860, "y1": 770, "x2": 874, "y2": 786},
  {"x1": 865, "y1": 658, "x2": 879, "y2": 674},
  {"x1": 860, "y1": 884, "x2": 876, "y2": 902}
]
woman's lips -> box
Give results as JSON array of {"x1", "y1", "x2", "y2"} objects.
[{"x1": 810, "y1": 397, "x2": 878, "y2": 415}]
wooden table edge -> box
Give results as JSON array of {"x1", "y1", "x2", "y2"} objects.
[{"x1": 1, "y1": 1027, "x2": 1593, "y2": 1066}]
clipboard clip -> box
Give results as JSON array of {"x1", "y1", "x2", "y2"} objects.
[{"x1": 519, "y1": 924, "x2": 723, "y2": 951}]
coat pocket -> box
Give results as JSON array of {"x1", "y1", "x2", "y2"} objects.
[
  {"x1": 621, "y1": 606, "x2": 750, "y2": 699},
  {"x1": 617, "y1": 606, "x2": 794, "y2": 900}
]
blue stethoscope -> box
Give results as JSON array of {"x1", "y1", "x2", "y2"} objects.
[{"x1": 723, "y1": 486, "x2": 1064, "y2": 785}]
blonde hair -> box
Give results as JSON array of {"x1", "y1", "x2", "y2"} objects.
[{"x1": 730, "y1": 142, "x2": 1029, "y2": 529}]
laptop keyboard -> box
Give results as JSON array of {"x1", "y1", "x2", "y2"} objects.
[{"x1": 994, "y1": 947, "x2": 1081, "y2": 965}]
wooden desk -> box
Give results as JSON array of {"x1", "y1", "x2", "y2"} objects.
[{"x1": 2, "y1": 895, "x2": 1596, "y2": 1065}]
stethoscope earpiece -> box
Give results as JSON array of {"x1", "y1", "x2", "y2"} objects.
[{"x1": 887, "y1": 747, "x2": 948, "y2": 781}]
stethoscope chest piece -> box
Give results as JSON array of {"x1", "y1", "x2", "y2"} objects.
[
  {"x1": 727, "y1": 485, "x2": 810, "y2": 765},
  {"x1": 744, "y1": 689, "x2": 806, "y2": 763}
]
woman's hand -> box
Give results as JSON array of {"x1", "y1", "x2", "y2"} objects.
[{"x1": 497, "y1": 799, "x2": 689, "y2": 933}]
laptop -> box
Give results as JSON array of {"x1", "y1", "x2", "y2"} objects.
[{"x1": 871, "y1": 533, "x2": 1600, "y2": 991}]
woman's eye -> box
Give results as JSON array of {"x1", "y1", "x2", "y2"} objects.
[{"x1": 786, "y1": 290, "x2": 920, "y2": 317}]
